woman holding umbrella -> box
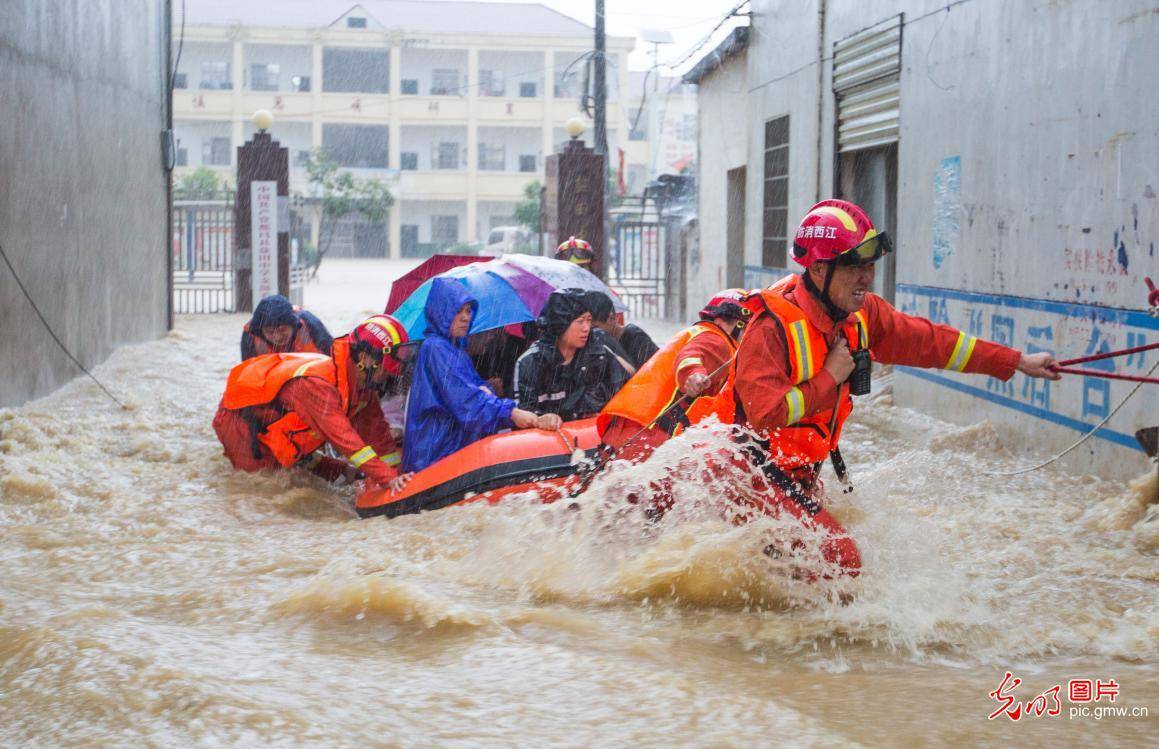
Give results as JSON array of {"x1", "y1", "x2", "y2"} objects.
[{"x1": 402, "y1": 278, "x2": 561, "y2": 474}]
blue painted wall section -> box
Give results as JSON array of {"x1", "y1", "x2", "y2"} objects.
[
  {"x1": 896, "y1": 284, "x2": 1158, "y2": 451},
  {"x1": 931, "y1": 156, "x2": 961, "y2": 270}
]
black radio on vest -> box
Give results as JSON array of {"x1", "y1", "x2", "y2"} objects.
[{"x1": 849, "y1": 348, "x2": 872, "y2": 396}]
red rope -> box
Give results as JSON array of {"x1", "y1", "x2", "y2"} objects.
[
  {"x1": 1052, "y1": 367, "x2": 1159, "y2": 384},
  {"x1": 1056, "y1": 341, "x2": 1159, "y2": 367}
]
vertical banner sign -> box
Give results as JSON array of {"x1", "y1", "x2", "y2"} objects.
[{"x1": 251, "y1": 180, "x2": 279, "y2": 302}]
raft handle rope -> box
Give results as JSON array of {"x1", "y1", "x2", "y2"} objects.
[
  {"x1": 988, "y1": 353, "x2": 1158, "y2": 477},
  {"x1": 0, "y1": 240, "x2": 128, "y2": 409}
]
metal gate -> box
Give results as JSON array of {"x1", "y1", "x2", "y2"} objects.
[
  {"x1": 610, "y1": 212, "x2": 668, "y2": 318},
  {"x1": 173, "y1": 196, "x2": 235, "y2": 313},
  {"x1": 172, "y1": 194, "x2": 307, "y2": 314}
]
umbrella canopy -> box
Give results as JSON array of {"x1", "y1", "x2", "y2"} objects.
[
  {"x1": 384, "y1": 254, "x2": 492, "y2": 314},
  {"x1": 500, "y1": 254, "x2": 628, "y2": 312},
  {"x1": 391, "y1": 254, "x2": 628, "y2": 340}
]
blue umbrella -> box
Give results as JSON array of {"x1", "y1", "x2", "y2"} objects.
[{"x1": 391, "y1": 262, "x2": 539, "y2": 340}]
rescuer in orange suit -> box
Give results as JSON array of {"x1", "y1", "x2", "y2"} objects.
[
  {"x1": 728, "y1": 199, "x2": 1061, "y2": 577},
  {"x1": 597, "y1": 288, "x2": 759, "y2": 463},
  {"x1": 213, "y1": 314, "x2": 416, "y2": 491}
]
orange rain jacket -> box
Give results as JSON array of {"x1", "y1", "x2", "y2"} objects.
[
  {"x1": 213, "y1": 337, "x2": 400, "y2": 484},
  {"x1": 732, "y1": 274, "x2": 1019, "y2": 470}
]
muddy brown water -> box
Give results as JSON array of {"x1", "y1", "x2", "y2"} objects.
[{"x1": 1, "y1": 263, "x2": 1156, "y2": 747}]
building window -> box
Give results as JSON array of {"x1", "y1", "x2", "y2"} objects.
[
  {"x1": 480, "y1": 70, "x2": 505, "y2": 97},
  {"x1": 249, "y1": 63, "x2": 279, "y2": 91},
  {"x1": 200, "y1": 62, "x2": 231, "y2": 90},
  {"x1": 762, "y1": 115, "x2": 790, "y2": 268},
  {"x1": 203, "y1": 137, "x2": 230, "y2": 166},
  {"x1": 434, "y1": 142, "x2": 460, "y2": 170},
  {"x1": 291, "y1": 75, "x2": 310, "y2": 92},
  {"x1": 519, "y1": 81, "x2": 537, "y2": 98},
  {"x1": 322, "y1": 124, "x2": 388, "y2": 168},
  {"x1": 628, "y1": 108, "x2": 646, "y2": 141},
  {"x1": 175, "y1": 146, "x2": 188, "y2": 167},
  {"x1": 346, "y1": 17, "x2": 367, "y2": 29},
  {"x1": 400, "y1": 152, "x2": 418, "y2": 170},
  {"x1": 173, "y1": 72, "x2": 187, "y2": 89},
  {"x1": 519, "y1": 155, "x2": 537, "y2": 173},
  {"x1": 323, "y1": 48, "x2": 388, "y2": 93},
  {"x1": 431, "y1": 216, "x2": 459, "y2": 248},
  {"x1": 401, "y1": 79, "x2": 418, "y2": 95},
  {"x1": 431, "y1": 69, "x2": 459, "y2": 96},
  {"x1": 479, "y1": 144, "x2": 505, "y2": 171}
]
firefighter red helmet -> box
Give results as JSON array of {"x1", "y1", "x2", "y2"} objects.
[
  {"x1": 555, "y1": 236, "x2": 594, "y2": 265},
  {"x1": 352, "y1": 314, "x2": 411, "y2": 375},
  {"x1": 791, "y1": 199, "x2": 893, "y2": 268},
  {"x1": 699, "y1": 288, "x2": 753, "y2": 321}
]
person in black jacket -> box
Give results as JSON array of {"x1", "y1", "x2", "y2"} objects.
[
  {"x1": 514, "y1": 289, "x2": 633, "y2": 421},
  {"x1": 583, "y1": 290, "x2": 659, "y2": 370}
]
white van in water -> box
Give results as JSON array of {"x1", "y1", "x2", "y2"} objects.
[{"x1": 484, "y1": 226, "x2": 533, "y2": 254}]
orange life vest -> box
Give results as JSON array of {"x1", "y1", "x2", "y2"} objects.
[
  {"x1": 598, "y1": 321, "x2": 738, "y2": 437},
  {"x1": 734, "y1": 276, "x2": 870, "y2": 470},
  {"x1": 221, "y1": 338, "x2": 356, "y2": 467},
  {"x1": 243, "y1": 313, "x2": 325, "y2": 357}
]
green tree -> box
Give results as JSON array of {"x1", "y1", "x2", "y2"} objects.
[
  {"x1": 301, "y1": 147, "x2": 394, "y2": 277},
  {"x1": 174, "y1": 167, "x2": 228, "y2": 200},
  {"x1": 513, "y1": 180, "x2": 542, "y2": 235}
]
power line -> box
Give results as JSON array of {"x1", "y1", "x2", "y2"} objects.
[
  {"x1": 0, "y1": 241, "x2": 128, "y2": 409},
  {"x1": 748, "y1": 0, "x2": 975, "y2": 93}
]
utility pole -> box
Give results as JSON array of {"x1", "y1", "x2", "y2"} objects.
[{"x1": 593, "y1": 0, "x2": 607, "y2": 157}]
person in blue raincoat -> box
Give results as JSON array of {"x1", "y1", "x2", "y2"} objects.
[{"x1": 402, "y1": 278, "x2": 562, "y2": 473}]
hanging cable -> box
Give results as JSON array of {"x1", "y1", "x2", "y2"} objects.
[
  {"x1": 987, "y1": 357, "x2": 1158, "y2": 477},
  {"x1": 0, "y1": 241, "x2": 128, "y2": 409}
]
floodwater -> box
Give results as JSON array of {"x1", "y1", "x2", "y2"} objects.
[{"x1": 1, "y1": 260, "x2": 1155, "y2": 747}]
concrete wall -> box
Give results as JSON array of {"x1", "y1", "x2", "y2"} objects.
[
  {"x1": 0, "y1": 0, "x2": 168, "y2": 407},
  {"x1": 743, "y1": 0, "x2": 1158, "y2": 477},
  {"x1": 691, "y1": 47, "x2": 749, "y2": 310}
]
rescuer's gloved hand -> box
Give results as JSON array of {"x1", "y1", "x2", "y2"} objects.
[
  {"x1": 682, "y1": 372, "x2": 711, "y2": 397},
  {"x1": 823, "y1": 338, "x2": 855, "y2": 383}
]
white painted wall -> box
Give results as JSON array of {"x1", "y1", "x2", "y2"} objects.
[
  {"x1": 743, "y1": 0, "x2": 1159, "y2": 477},
  {"x1": 691, "y1": 48, "x2": 749, "y2": 310}
]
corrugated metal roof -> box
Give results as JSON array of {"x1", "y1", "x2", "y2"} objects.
[{"x1": 182, "y1": 0, "x2": 594, "y2": 36}]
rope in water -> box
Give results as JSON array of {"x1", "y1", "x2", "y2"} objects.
[{"x1": 988, "y1": 357, "x2": 1158, "y2": 477}]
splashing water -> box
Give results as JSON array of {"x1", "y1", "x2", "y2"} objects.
[{"x1": 1, "y1": 261, "x2": 1155, "y2": 746}]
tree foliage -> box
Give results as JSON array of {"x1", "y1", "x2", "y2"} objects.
[
  {"x1": 300, "y1": 147, "x2": 394, "y2": 276},
  {"x1": 513, "y1": 180, "x2": 542, "y2": 235},
  {"x1": 174, "y1": 167, "x2": 229, "y2": 200}
]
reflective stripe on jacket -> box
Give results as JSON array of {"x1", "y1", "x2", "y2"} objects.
[
  {"x1": 597, "y1": 321, "x2": 737, "y2": 437},
  {"x1": 739, "y1": 286, "x2": 869, "y2": 470}
]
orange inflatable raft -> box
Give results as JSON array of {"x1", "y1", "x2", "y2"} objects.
[{"x1": 355, "y1": 418, "x2": 601, "y2": 519}]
